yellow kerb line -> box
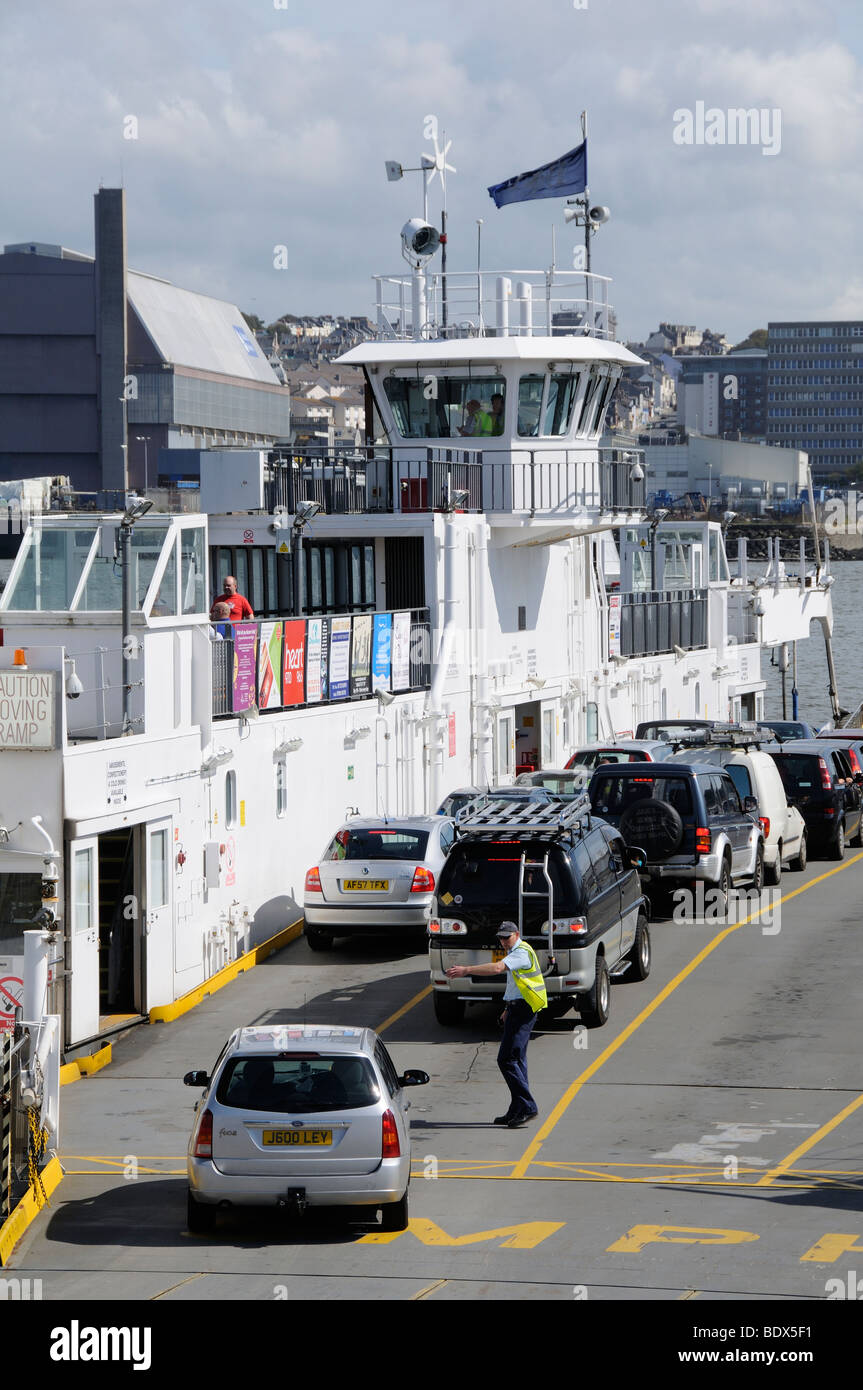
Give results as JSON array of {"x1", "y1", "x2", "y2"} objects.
[{"x1": 511, "y1": 853, "x2": 863, "y2": 1180}]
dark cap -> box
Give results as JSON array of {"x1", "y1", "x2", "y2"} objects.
[{"x1": 496, "y1": 921, "x2": 518, "y2": 939}]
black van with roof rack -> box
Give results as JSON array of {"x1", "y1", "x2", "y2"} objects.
[{"x1": 427, "y1": 795, "x2": 649, "y2": 1029}]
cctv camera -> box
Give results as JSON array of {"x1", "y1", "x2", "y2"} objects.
[{"x1": 65, "y1": 661, "x2": 83, "y2": 699}]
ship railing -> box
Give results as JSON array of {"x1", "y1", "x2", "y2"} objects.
[
  {"x1": 211, "y1": 606, "x2": 431, "y2": 719},
  {"x1": 616, "y1": 588, "x2": 708, "y2": 658},
  {"x1": 265, "y1": 444, "x2": 646, "y2": 516},
  {"x1": 374, "y1": 268, "x2": 613, "y2": 341}
]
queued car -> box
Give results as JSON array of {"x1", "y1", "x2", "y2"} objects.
[
  {"x1": 765, "y1": 740, "x2": 863, "y2": 859},
  {"x1": 564, "y1": 740, "x2": 678, "y2": 774},
  {"x1": 184, "y1": 1024, "x2": 428, "y2": 1233},
  {"x1": 667, "y1": 744, "x2": 807, "y2": 883},
  {"x1": 436, "y1": 786, "x2": 482, "y2": 818},
  {"x1": 760, "y1": 719, "x2": 817, "y2": 743},
  {"x1": 428, "y1": 795, "x2": 649, "y2": 1028},
  {"x1": 514, "y1": 768, "x2": 591, "y2": 799},
  {"x1": 587, "y1": 762, "x2": 765, "y2": 908},
  {"x1": 303, "y1": 816, "x2": 455, "y2": 950}
]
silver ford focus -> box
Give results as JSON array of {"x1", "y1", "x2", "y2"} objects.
[{"x1": 185, "y1": 1024, "x2": 428, "y2": 1233}]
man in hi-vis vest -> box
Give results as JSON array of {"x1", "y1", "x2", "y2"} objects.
[{"x1": 446, "y1": 921, "x2": 546, "y2": 1127}]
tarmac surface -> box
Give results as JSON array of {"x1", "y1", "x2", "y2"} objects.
[{"x1": 8, "y1": 848, "x2": 863, "y2": 1304}]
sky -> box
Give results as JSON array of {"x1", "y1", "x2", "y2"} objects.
[{"x1": 2, "y1": 0, "x2": 862, "y2": 344}]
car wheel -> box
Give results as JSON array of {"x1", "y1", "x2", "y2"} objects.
[
  {"x1": 579, "y1": 956, "x2": 610, "y2": 1028},
  {"x1": 831, "y1": 820, "x2": 846, "y2": 860},
  {"x1": 751, "y1": 843, "x2": 765, "y2": 893},
  {"x1": 380, "y1": 1190, "x2": 409, "y2": 1232},
  {"x1": 765, "y1": 843, "x2": 782, "y2": 886},
  {"x1": 305, "y1": 926, "x2": 335, "y2": 952},
  {"x1": 792, "y1": 833, "x2": 807, "y2": 872},
  {"x1": 851, "y1": 814, "x2": 863, "y2": 848},
  {"x1": 625, "y1": 916, "x2": 651, "y2": 981},
  {"x1": 187, "y1": 1191, "x2": 215, "y2": 1234},
  {"x1": 433, "y1": 992, "x2": 465, "y2": 1026},
  {"x1": 710, "y1": 858, "x2": 731, "y2": 919}
]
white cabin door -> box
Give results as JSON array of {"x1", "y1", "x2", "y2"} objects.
[
  {"x1": 144, "y1": 818, "x2": 174, "y2": 1011},
  {"x1": 68, "y1": 837, "x2": 100, "y2": 1045},
  {"x1": 495, "y1": 713, "x2": 515, "y2": 783}
]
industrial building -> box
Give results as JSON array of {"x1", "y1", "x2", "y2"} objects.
[{"x1": 0, "y1": 191, "x2": 291, "y2": 497}]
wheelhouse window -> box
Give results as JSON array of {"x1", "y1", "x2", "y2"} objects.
[
  {"x1": 517, "y1": 371, "x2": 583, "y2": 437},
  {"x1": 383, "y1": 375, "x2": 506, "y2": 439}
]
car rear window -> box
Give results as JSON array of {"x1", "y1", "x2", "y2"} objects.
[
  {"x1": 773, "y1": 755, "x2": 824, "y2": 794},
  {"x1": 325, "y1": 828, "x2": 430, "y2": 861},
  {"x1": 438, "y1": 842, "x2": 576, "y2": 911},
  {"x1": 216, "y1": 1054, "x2": 380, "y2": 1112},
  {"x1": 590, "y1": 774, "x2": 693, "y2": 819}
]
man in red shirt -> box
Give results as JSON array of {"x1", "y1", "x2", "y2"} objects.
[{"x1": 210, "y1": 575, "x2": 254, "y2": 620}]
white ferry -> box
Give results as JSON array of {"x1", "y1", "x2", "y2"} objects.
[{"x1": 0, "y1": 186, "x2": 833, "y2": 1056}]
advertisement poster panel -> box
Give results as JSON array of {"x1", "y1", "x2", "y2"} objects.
[
  {"x1": 231, "y1": 622, "x2": 258, "y2": 712},
  {"x1": 351, "y1": 614, "x2": 372, "y2": 698},
  {"x1": 329, "y1": 616, "x2": 351, "y2": 700},
  {"x1": 608, "y1": 593, "x2": 621, "y2": 658},
  {"x1": 282, "y1": 619, "x2": 307, "y2": 707},
  {"x1": 372, "y1": 613, "x2": 392, "y2": 692},
  {"x1": 391, "y1": 611, "x2": 412, "y2": 691},
  {"x1": 258, "y1": 622, "x2": 283, "y2": 710}
]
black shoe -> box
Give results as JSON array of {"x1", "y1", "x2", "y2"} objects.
[
  {"x1": 506, "y1": 1109, "x2": 538, "y2": 1128},
  {"x1": 493, "y1": 1113, "x2": 516, "y2": 1125}
]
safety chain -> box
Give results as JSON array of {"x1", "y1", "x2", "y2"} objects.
[{"x1": 26, "y1": 1108, "x2": 49, "y2": 1208}]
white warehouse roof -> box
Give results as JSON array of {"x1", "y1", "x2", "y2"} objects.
[{"x1": 128, "y1": 271, "x2": 282, "y2": 385}]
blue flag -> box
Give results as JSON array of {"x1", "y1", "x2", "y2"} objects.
[{"x1": 488, "y1": 140, "x2": 588, "y2": 208}]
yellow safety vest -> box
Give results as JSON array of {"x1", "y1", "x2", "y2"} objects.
[
  {"x1": 511, "y1": 939, "x2": 547, "y2": 1012},
  {"x1": 474, "y1": 410, "x2": 493, "y2": 436}
]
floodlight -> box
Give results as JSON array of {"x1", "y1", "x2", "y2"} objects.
[
  {"x1": 294, "y1": 500, "x2": 323, "y2": 527},
  {"x1": 122, "y1": 497, "x2": 153, "y2": 526},
  {"x1": 401, "y1": 218, "x2": 442, "y2": 265}
]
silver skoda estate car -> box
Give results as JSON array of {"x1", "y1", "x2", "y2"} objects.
[{"x1": 185, "y1": 1024, "x2": 428, "y2": 1233}]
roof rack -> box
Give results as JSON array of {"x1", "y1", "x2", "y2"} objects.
[
  {"x1": 669, "y1": 721, "x2": 778, "y2": 752},
  {"x1": 454, "y1": 794, "x2": 592, "y2": 841}
]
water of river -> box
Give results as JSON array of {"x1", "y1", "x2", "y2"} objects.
[{"x1": 761, "y1": 561, "x2": 863, "y2": 727}]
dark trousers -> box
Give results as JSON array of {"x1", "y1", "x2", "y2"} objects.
[{"x1": 497, "y1": 998, "x2": 538, "y2": 1116}]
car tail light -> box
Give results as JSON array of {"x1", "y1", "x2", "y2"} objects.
[
  {"x1": 193, "y1": 1109, "x2": 213, "y2": 1158},
  {"x1": 695, "y1": 826, "x2": 711, "y2": 854},
  {"x1": 550, "y1": 916, "x2": 587, "y2": 934},
  {"x1": 848, "y1": 749, "x2": 861, "y2": 774},
  {"x1": 382, "y1": 1109, "x2": 400, "y2": 1158},
  {"x1": 441, "y1": 919, "x2": 466, "y2": 934},
  {"x1": 411, "y1": 866, "x2": 435, "y2": 893},
  {"x1": 759, "y1": 816, "x2": 770, "y2": 839},
  {"x1": 305, "y1": 867, "x2": 322, "y2": 893},
  {"x1": 819, "y1": 757, "x2": 832, "y2": 790},
  {"x1": 429, "y1": 919, "x2": 441, "y2": 934}
]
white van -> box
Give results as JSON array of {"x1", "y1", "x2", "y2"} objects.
[{"x1": 669, "y1": 746, "x2": 806, "y2": 884}]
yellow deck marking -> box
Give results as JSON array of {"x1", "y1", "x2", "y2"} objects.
[
  {"x1": 679, "y1": 1289, "x2": 700, "y2": 1300},
  {"x1": 757, "y1": 1089, "x2": 863, "y2": 1187},
  {"x1": 376, "y1": 984, "x2": 432, "y2": 1035},
  {"x1": 151, "y1": 1272, "x2": 205, "y2": 1300},
  {"x1": 411, "y1": 1277, "x2": 449, "y2": 1300},
  {"x1": 511, "y1": 854, "x2": 863, "y2": 1180}
]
